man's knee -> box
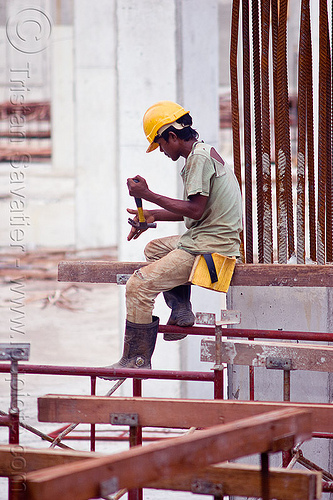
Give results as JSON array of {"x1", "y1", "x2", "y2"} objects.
[
  {"x1": 144, "y1": 240, "x2": 157, "y2": 261},
  {"x1": 126, "y1": 270, "x2": 145, "y2": 300}
]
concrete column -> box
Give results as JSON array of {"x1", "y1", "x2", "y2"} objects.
[
  {"x1": 177, "y1": 0, "x2": 220, "y2": 398},
  {"x1": 115, "y1": 0, "x2": 219, "y2": 397},
  {"x1": 73, "y1": 0, "x2": 117, "y2": 249},
  {"x1": 51, "y1": 26, "x2": 75, "y2": 173}
]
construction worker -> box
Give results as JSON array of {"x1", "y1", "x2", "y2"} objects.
[{"x1": 110, "y1": 100, "x2": 243, "y2": 372}]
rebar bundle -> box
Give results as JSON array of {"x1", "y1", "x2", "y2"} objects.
[{"x1": 230, "y1": 0, "x2": 333, "y2": 264}]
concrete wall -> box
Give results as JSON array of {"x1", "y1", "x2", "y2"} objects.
[{"x1": 227, "y1": 286, "x2": 333, "y2": 498}]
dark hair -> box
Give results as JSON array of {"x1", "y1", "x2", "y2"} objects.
[{"x1": 160, "y1": 113, "x2": 199, "y2": 142}]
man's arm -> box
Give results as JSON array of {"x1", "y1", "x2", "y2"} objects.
[{"x1": 127, "y1": 176, "x2": 208, "y2": 221}]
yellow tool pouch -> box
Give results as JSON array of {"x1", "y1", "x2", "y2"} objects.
[{"x1": 189, "y1": 253, "x2": 236, "y2": 293}]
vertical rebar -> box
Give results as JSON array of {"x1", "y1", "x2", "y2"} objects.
[
  {"x1": 243, "y1": 0, "x2": 254, "y2": 263},
  {"x1": 305, "y1": 2, "x2": 316, "y2": 262},
  {"x1": 296, "y1": 0, "x2": 308, "y2": 264},
  {"x1": 317, "y1": 0, "x2": 329, "y2": 264},
  {"x1": 253, "y1": 0, "x2": 264, "y2": 262},
  {"x1": 261, "y1": 0, "x2": 273, "y2": 263},
  {"x1": 230, "y1": 0, "x2": 242, "y2": 190},
  {"x1": 280, "y1": 0, "x2": 294, "y2": 260},
  {"x1": 272, "y1": 0, "x2": 294, "y2": 263},
  {"x1": 325, "y1": 5, "x2": 332, "y2": 262},
  {"x1": 230, "y1": 0, "x2": 245, "y2": 260}
]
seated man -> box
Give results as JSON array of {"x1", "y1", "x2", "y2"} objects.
[{"x1": 110, "y1": 100, "x2": 243, "y2": 371}]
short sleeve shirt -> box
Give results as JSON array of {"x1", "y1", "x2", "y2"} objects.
[{"x1": 177, "y1": 142, "x2": 243, "y2": 256}]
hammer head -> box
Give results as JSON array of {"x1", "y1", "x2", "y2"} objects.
[{"x1": 128, "y1": 218, "x2": 157, "y2": 229}]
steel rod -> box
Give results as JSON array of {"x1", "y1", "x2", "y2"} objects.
[
  {"x1": 252, "y1": 0, "x2": 264, "y2": 262},
  {"x1": 305, "y1": 0, "x2": 316, "y2": 262},
  {"x1": 242, "y1": 0, "x2": 254, "y2": 263},
  {"x1": 297, "y1": 0, "x2": 308, "y2": 263},
  {"x1": 260, "y1": 0, "x2": 273, "y2": 263},
  {"x1": 317, "y1": 0, "x2": 329, "y2": 264}
]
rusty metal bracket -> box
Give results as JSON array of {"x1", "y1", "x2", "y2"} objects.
[
  {"x1": 111, "y1": 413, "x2": 139, "y2": 426},
  {"x1": 196, "y1": 312, "x2": 216, "y2": 325},
  {"x1": 99, "y1": 476, "x2": 119, "y2": 497},
  {"x1": 116, "y1": 274, "x2": 132, "y2": 285},
  {"x1": 266, "y1": 357, "x2": 293, "y2": 370},
  {"x1": 217, "y1": 310, "x2": 241, "y2": 325},
  {"x1": 0, "y1": 343, "x2": 30, "y2": 361},
  {"x1": 191, "y1": 478, "x2": 223, "y2": 495},
  {"x1": 196, "y1": 310, "x2": 241, "y2": 326}
]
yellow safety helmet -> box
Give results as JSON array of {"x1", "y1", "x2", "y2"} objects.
[{"x1": 143, "y1": 101, "x2": 189, "y2": 153}]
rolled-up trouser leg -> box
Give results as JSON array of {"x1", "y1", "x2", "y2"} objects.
[{"x1": 126, "y1": 246, "x2": 196, "y2": 324}]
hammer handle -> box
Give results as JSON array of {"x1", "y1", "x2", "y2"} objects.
[{"x1": 133, "y1": 180, "x2": 146, "y2": 223}]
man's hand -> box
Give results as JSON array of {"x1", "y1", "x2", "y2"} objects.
[
  {"x1": 127, "y1": 208, "x2": 156, "y2": 241},
  {"x1": 127, "y1": 175, "x2": 149, "y2": 199}
]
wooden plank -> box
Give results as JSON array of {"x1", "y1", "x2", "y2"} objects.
[
  {"x1": 38, "y1": 395, "x2": 333, "y2": 433},
  {"x1": 58, "y1": 261, "x2": 333, "y2": 287},
  {"x1": 0, "y1": 446, "x2": 321, "y2": 499},
  {"x1": 201, "y1": 339, "x2": 333, "y2": 371},
  {"x1": 231, "y1": 264, "x2": 333, "y2": 287},
  {"x1": 24, "y1": 409, "x2": 312, "y2": 500},
  {"x1": 147, "y1": 463, "x2": 321, "y2": 500},
  {"x1": 58, "y1": 261, "x2": 147, "y2": 283},
  {"x1": 37, "y1": 395, "x2": 225, "y2": 428},
  {"x1": 0, "y1": 446, "x2": 103, "y2": 476}
]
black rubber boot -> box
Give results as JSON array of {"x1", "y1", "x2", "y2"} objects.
[
  {"x1": 163, "y1": 284, "x2": 195, "y2": 341},
  {"x1": 101, "y1": 316, "x2": 159, "y2": 379}
]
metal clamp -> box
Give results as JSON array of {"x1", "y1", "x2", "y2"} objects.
[
  {"x1": 100, "y1": 476, "x2": 119, "y2": 497},
  {"x1": 196, "y1": 310, "x2": 241, "y2": 326},
  {"x1": 110, "y1": 413, "x2": 139, "y2": 426},
  {"x1": 191, "y1": 478, "x2": 223, "y2": 495},
  {"x1": 266, "y1": 357, "x2": 293, "y2": 370},
  {"x1": 0, "y1": 343, "x2": 30, "y2": 361},
  {"x1": 116, "y1": 274, "x2": 132, "y2": 285},
  {"x1": 196, "y1": 312, "x2": 216, "y2": 325},
  {"x1": 217, "y1": 309, "x2": 241, "y2": 325}
]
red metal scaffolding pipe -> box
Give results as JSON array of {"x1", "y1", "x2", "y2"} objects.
[{"x1": 0, "y1": 364, "x2": 215, "y2": 381}]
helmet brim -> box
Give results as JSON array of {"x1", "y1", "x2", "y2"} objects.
[{"x1": 146, "y1": 141, "x2": 159, "y2": 153}]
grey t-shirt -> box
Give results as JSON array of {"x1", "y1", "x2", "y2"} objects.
[{"x1": 177, "y1": 142, "x2": 243, "y2": 256}]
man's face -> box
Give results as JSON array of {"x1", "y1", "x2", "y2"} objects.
[{"x1": 155, "y1": 133, "x2": 180, "y2": 161}]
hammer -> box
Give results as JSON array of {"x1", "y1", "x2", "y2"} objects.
[{"x1": 128, "y1": 179, "x2": 157, "y2": 230}]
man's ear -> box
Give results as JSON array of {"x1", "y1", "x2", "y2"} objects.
[{"x1": 168, "y1": 131, "x2": 178, "y2": 142}]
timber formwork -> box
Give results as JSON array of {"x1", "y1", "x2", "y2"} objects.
[{"x1": 2, "y1": 300, "x2": 333, "y2": 497}]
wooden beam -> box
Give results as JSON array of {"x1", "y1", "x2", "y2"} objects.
[
  {"x1": 0, "y1": 446, "x2": 321, "y2": 499},
  {"x1": 147, "y1": 463, "x2": 322, "y2": 500},
  {"x1": 0, "y1": 446, "x2": 103, "y2": 476},
  {"x1": 23, "y1": 408, "x2": 312, "y2": 500},
  {"x1": 201, "y1": 339, "x2": 333, "y2": 372},
  {"x1": 58, "y1": 261, "x2": 333, "y2": 287},
  {"x1": 58, "y1": 261, "x2": 146, "y2": 283},
  {"x1": 38, "y1": 395, "x2": 333, "y2": 433}
]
